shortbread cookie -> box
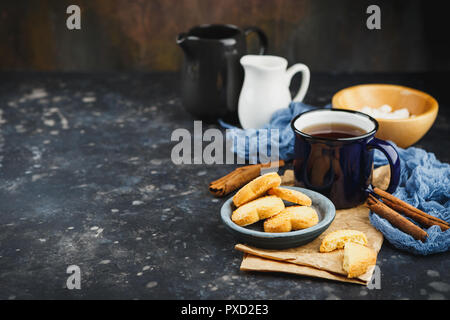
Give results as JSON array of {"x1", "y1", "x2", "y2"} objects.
[
  {"x1": 343, "y1": 242, "x2": 376, "y2": 278},
  {"x1": 232, "y1": 196, "x2": 285, "y2": 227},
  {"x1": 264, "y1": 206, "x2": 319, "y2": 233},
  {"x1": 268, "y1": 187, "x2": 312, "y2": 206},
  {"x1": 319, "y1": 229, "x2": 368, "y2": 253},
  {"x1": 232, "y1": 172, "x2": 281, "y2": 207}
]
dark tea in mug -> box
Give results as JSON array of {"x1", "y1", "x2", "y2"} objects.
[{"x1": 301, "y1": 123, "x2": 367, "y2": 139}]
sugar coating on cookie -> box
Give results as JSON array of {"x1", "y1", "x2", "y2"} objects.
[
  {"x1": 267, "y1": 187, "x2": 312, "y2": 206},
  {"x1": 232, "y1": 172, "x2": 281, "y2": 207},
  {"x1": 264, "y1": 206, "x2": 319, "y2": 233},
  {"x1": 232, "y1": 195, "x2": 285, "y2": 227},
  {"x1": 343, "y1": 242, "x2": 376, "y2": 278}
]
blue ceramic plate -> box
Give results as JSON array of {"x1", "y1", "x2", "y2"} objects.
[{"x1": 220, "y1": 186, "x2": 336, "y2": 249}]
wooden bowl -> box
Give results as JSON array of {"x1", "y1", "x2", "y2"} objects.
[{"x1": 332, "y1": 84, "x2": 438, "y2": 148}]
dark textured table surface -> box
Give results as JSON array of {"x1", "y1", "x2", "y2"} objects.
[{"x1": 0, "y1": 72, "x2": 448, "y2": 300}]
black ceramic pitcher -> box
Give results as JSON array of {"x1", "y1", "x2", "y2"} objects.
[{"x1": 176, "y1": 24, "x2": 267, "y2": 123}]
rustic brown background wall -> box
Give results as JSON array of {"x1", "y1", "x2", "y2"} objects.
[{"x1": 0, "y1": 0, "x2": 447, "y2": 72}]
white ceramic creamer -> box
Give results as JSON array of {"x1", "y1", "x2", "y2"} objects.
[{"x1": 238, "y1": 55, "x2": 310, "y2": 129}]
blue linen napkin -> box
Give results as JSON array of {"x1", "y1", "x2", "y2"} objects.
[
  {"x1": 371, "y1": 146, "x2": 450, "y2": 255},
  {"x1": 219, "y1": 102, "x2": 324, "y2": 162},
  {"x1": 219, "y1": 102, "x2": 450, "y2": 255}
]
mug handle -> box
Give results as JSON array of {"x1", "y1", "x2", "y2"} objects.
[
  {"x1": 286, "y1": 63, "x2": 310, "y2": 102},
  {"x1": 243, "y1": 27, "x2": 268, "y2": 55},
  {"x1": 367, "y1": 137, "x2": 401, "y2": 194}
]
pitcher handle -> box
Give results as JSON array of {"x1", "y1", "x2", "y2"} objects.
[
  {"x1": 243, "y1": 27, "x2": 268, "y2": 55},
  {"x1": 286, "y1": 63, "x2": 310, "y2": 102}
]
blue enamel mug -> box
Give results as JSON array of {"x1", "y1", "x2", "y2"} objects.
[{"x1": 291, "y1": 109, "x2": 400, "y2": 209}]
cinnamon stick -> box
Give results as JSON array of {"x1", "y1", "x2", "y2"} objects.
[
  {"x1": 367, "y1": 194, "x2": 428, "y2": 242},
  {"x1": 373, "y1": 187, "x2": 449, "y2": 231},
  {"x1": 209, "y1": 160, "x2": 285, "y2": 197},
  {"x1": 383, "y1": 198, "x2": 449, "y2": 231}
]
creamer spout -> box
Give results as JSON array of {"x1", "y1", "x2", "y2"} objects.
[{"x1": 176, "y1": 33, "x2": 188, "y2": 50}]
